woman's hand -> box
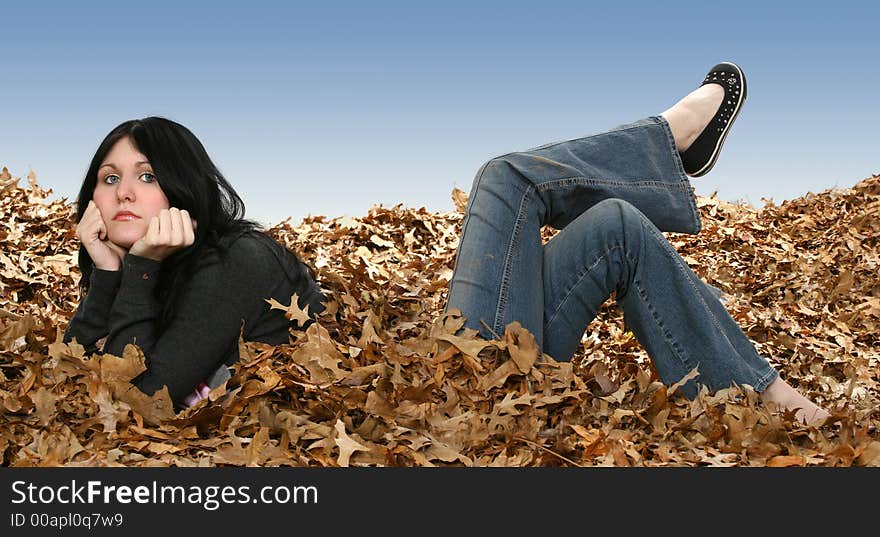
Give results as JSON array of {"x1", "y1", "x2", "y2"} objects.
[
  {"x1": 76, "y1": 200, "x2": 128, "y2": 271},
  {"x1": 129, "y1": 208, "x2": 197, "y2": 262}
]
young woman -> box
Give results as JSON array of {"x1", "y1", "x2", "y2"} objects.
[
  {"x1": 445, "y1": 62, "x2": 830, "y2": 425},
  {"x1": 64, "y1": 117, "x2": 324, "y2": 408}
]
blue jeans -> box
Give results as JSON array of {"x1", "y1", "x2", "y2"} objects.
[{"x1": 446, "y1": 116, "x2": 777, "y2": 398}]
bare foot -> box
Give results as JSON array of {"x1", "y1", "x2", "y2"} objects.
[
  {"x1": 661, "y1": 84, "x2": 725, "y2": 152},
  {"x1": 760, "y1": 376, "x2": 830, "y2": 426}
]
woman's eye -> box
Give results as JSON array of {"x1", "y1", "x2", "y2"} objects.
[
  {"x1": 140, "y1": 172, "x2": 157, "y2": 183},
  {"x1": 102, "y1": 174, "x2": 119, "y2": 184}
]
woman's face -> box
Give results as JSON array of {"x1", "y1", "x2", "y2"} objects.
[{"x1": 92, "y1": 136, "x2": 171, "y2": 249}]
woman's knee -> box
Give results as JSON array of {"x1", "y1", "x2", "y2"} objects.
[
  {"x1": 466, "y1": 157, "x2": 506, "y2": 200},
  {"x1": 466, "y1": 156, "x2": 545, "y2": 218},
  {"x1": 589, "y1": 198, "x2": 645, "y2": 237},
  {"x1": 474, "y1": 156, "x2": 516, "y2": 185}
]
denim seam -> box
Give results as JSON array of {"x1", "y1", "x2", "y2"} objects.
[
  {"x1": 637, "y1": 212, "x2": 740, "y2": 354},
  {"x1": 447, "y1": 160, "x2": 491, "y2": 307},
  {"x1": 494, "y1": 183, "x2": 534, "y2": 335},
  {"x1": 644, "y1": 218, "x2": 735, "y2": 336},
  {"x1": 454, "y1": 161, "x2": 491, "y2": 259},
  {"x1": 544, "y1": 245, "x2": 627, "y2": 331},
  {"x1": 535, "y1": 176, "x2": 694, "y2": 192},
  {"x1": 635, "y1": 209, "x2": 777, "y2": 392},
  {"x1": 632, "y1": 278, "x2": 697, "y2": 374},
  {"x1": 753, "y1": 367, "x2": 778, "y2": 392}
]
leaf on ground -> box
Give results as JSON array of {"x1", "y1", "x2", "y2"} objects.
[
  {"x1": 334, "y1": 419, "x2": 369, "y2": 467},
  {"x1": 266, "y1": 293, "x2": 312, "y2": 327}
]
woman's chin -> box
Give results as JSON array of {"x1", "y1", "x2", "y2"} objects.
[{"x1": 107, "y1": 229, "x2": 143, "y2": 250}]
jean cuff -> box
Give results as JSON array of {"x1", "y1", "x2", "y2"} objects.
[{"x1": 651, "y1": 115, "x2": 702, "y2": 235}]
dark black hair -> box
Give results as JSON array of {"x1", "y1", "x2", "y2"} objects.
[{"x1": 74, "y1": 116, "x2": 314, "y2": 330}]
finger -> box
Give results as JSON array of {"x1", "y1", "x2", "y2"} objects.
[
  {"x1": 158, "y1": 209, "x2": 172, "y2": 244},
  {"x1": 97, "y1": 218, "x2": 107, "y2": 241},
  {"x1": 78, "y1": 202, "x2": 94, "y2": 228},
  {"x1": 180, "y1": 210, "x2": 196, "y2": 246},
  {"x1": 86, "y1": 203, "x2": 109, "y2": 236},
  {"x1": 169, "y1": 208, "x2": 184, "y2": 245},
  {"x1": 81, "y1": 200, "x2": 94, "y2": 218},
  {"x1": 147, "y1": 214, "x2": 161, "y2": 244},
  {"x1": 77, "y1": 206, "x2": 106, "y2": 242},
  {"x1": 84, "y1": 200, "x2": 103, "y2": 222}
]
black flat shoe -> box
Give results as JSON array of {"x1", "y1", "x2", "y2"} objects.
[{"x1": 679, "y1": 61, "x2": 747, "y2": 177}]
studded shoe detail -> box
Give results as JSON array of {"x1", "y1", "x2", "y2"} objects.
[{"x1": 679, "y1": 61, "x2": 747, "y2": 177}]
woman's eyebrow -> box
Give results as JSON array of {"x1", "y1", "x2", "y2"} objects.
[{"x1": 98, "y1": 160, "x2": 151, "y2": 170}]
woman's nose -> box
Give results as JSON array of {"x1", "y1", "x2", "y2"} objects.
[{"x1": 116, "y1": 177, "x2": 136, "y2": 202}]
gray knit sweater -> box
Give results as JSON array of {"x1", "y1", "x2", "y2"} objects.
[{"x1": 63, "y1": 232, "x2": 324, "y2": 407}]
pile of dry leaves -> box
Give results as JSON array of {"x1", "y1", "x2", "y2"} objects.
[{"x1": 1, "y1": 166, "x2": 878, "y2": 467}]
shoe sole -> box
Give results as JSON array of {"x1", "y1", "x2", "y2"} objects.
[{"x1": 689, "y1": 61, "x2": 748, "y2": 177}]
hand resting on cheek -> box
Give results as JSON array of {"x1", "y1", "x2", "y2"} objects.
[
  {"x1": 128, "y1": 207, "x2": 198, "y2": 262},
  {"x1": 76, "y1": 200, "x2": 129, "y2": 271}
]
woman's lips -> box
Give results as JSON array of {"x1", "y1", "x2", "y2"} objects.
[{"x1": 113, "y1": 212, "x2": 140, "y2": 221}]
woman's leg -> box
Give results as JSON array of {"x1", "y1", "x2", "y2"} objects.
[
  {"x1": 542, "y1": 198, "x2": 777, "y2": 395},
  {"x1": 447, "y1": 115, "x2": 699, "y2": 347},
  {"x1": 445, "y1": 66, "x2": 829, "y2": 424},
  {"x1": 541, "y1": 198, "x2": 828, "y2": 424}
]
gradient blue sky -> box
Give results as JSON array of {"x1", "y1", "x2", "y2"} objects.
[{"x1": 2, "y1": 0, "x2": 877, "y2": 226}]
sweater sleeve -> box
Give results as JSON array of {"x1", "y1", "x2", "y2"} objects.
[
  {"x1": 101, "y1": 251, "x2": 254, "y2": 406},
  {"x1": 63, "y1": 268, "x2": 123, "y2": 354}
]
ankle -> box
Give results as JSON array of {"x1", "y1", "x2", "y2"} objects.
[
  {"x1": 661, "y1": 108, "x2": 689, "y2": 152},
  {"x1": 760, "y1": 376, "x2": 830, "y2": 426},
  {"x1": 662, "y1": 84, "x2": 725, "y2": 153}
]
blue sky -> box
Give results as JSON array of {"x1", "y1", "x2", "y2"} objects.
[{"x1": 2, "y1": 0, "x2": 877, "y2": 226}]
